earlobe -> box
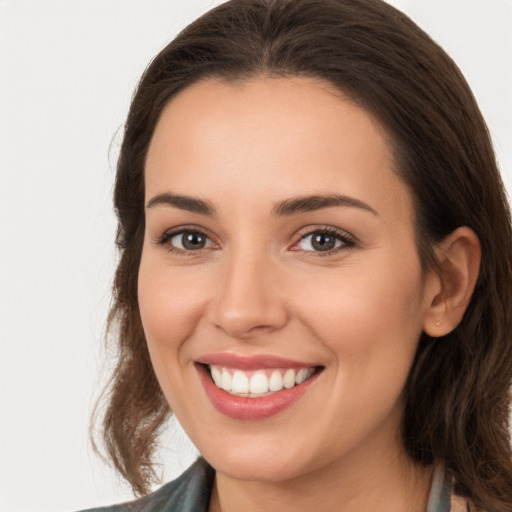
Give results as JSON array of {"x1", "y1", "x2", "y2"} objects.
[{"x1": 423, "y1": 226, "x2": 481, "y2": 337}]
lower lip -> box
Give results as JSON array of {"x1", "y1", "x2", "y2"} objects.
[{"x1": 196, "y1": 364, "x2": 320, "y2": 420}]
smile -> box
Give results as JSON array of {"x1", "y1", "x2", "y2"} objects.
[
  {"x1": 208, "y1": 365, "x2": 316, "y2": 397},
  {"x1": 195, "y1": 354, "x2": 323, "y2": 420}
]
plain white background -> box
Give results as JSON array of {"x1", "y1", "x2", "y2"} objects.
[{"x1": 0, "y1": 1, "x2": 510, "y2": 511}]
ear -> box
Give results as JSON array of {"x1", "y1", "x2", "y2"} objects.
[{"x1": 423, "y1": 226, "x2": 481, "y2": 337}]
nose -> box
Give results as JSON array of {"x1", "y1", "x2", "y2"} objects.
[{"x1": 207, "y1": 248, "x2": 288, "y2": 340}]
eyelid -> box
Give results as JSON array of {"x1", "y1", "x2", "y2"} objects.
[
  {"x1": 152, "y1": 224, "x2": 358, "y2": 256},
  {"x1": 153, "y1": 225, "x2": 218, "y2": 253},
  {"x1": 290, "y1": 225, "x2": 358, "y2": 255}
]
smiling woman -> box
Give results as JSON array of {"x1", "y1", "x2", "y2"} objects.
[
  {"x1": 139, "y1": 78, "x2": 444, "y2": 497},
  {"x1": 81, "y1": 1, "x2": 512, "y2": 511}
]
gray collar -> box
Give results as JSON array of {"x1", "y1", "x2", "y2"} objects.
[
  {"x1": 426, "y1": 462, "x2": 451, "y2": 512},
  {"x1": 77, "y1": 458, "x2": 455, "y2": 511}
]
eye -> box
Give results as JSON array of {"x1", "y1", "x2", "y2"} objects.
[
  {"x1": 156, "y1": 229, "x2": 215, "y2": 253},
  {"x1": 294, "y1": 228, "x2": 355, "y2": 254},
  {"x1": 171, "y1": 231, "x2": 209, "y2": 250}
]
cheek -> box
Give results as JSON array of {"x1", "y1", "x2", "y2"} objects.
[
  {"x1": 137, "y1": 252, "x2": 209, "y2": 376},
  {"x1": 137, "y1": 252, "x2": 211, "y2": 418},
  {"x1": 305, "y1": 264, "x2": 425, "y2": 445},
  {"x1": 306, "y1": 251, "x2": 424, "y2": 337},
  {"x1": 295, "y1": 254, "x2": 425, "y2": 389}
]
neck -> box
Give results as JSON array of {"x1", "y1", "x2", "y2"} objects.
[{"x1": 208, "y1": 440, "x2": 433, "y2": 512}]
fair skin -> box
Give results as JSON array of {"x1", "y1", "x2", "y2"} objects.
[{"x1": 138, "y1": 77, "x2": 480, "y2": 512}]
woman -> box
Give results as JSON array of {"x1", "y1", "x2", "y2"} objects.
[{"x1": 84, "y1": 0, "x2": 512, "y2": 510}]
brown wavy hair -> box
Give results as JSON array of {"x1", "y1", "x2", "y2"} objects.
[{"x1": 92, "y1": 0, "x2": 512, "y2": 509}]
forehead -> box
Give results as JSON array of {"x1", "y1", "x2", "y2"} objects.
[{"x1": 145, "y1": 76, "x2": 414, "y2": 223}]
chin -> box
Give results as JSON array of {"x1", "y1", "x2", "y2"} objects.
[
  {"x1": 208, "y1": 453, "x2": 307, "y2": 483},
  {"x1": 197, "y1": 433, "x2": 320, "y2": 483}
]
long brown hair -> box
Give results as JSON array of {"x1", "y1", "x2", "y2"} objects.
[{"x1": 93, "y1": 1, "x2": 512, "y2": 509}]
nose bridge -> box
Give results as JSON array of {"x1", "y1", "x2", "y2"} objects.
[{"x1": 209, "y1": 239, "x2": 287, "y2": 338}]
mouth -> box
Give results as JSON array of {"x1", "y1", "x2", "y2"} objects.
[
  {"x1": 203, "y1": 364, "x2": 319, "y2": 398},
  {"x1": 195, "y1": 354, "x2": 324, "y2": 420}
]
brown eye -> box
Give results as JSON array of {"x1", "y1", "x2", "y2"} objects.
[
  {"x1": 311, "y1": 232, "x2": 337, "y2": 251},
  {"x1": 170, "y1": 231, "x2": 210, "y2": 251},
  {"x1": 295, "y1": 229, "x2": 352, "y2": 253}
]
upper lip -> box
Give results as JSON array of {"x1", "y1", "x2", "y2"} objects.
[{"x1": 196, "y1": 353, "x2": 319, "y2": 370}]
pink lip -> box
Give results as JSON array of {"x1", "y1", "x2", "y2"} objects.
[
  {"x1": 196, "y1": 353, "x2": 315, "y2": 370},
  {"x1": 195, "y1": 358, "x2": 321, "y2": 421}
]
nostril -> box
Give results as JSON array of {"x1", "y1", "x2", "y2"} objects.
[
  {"x1": 207, "y1": 270, "x2": 288, "y2": 338},
  {"x1": 211, "y1": 310, "x2": 281, "y2": 339}
]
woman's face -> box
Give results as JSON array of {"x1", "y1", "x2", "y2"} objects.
[{"x1": 139, "y1": 77, "x2": 435, "y2": 483}]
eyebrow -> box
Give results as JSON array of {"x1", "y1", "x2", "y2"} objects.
[
  {"x1": 145, "y1": 192, "x2": 377, "y2": 217},
  {"x1": 272, "y1": 194, "x2": 378, "y2": 217},
  {"x1": 146, "y1": 193, "x2": 215, "y2": 215}
]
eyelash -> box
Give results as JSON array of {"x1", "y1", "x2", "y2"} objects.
[
  {"x1": 294, "y1": 226, "x2": 357, "y2": 256},
  {"x1": 154, "y1": 226, "x2": 216, "y2": 256},
  {"x1": 154, "y1": 225, "x2": 357, "y2": 257}
]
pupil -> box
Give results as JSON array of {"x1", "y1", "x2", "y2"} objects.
[
  {"x1": 183, "y1": 232, "x2": 205, "y2": 250},
  {"x1": 312, "y1": 233, "x2": 335, "y2": 251}
]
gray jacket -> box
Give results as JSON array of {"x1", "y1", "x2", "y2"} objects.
[{"x1": 79, "y1": 458, "x2": 465, "y2": 512}]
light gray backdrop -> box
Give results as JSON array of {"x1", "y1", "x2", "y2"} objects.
[{"x1": 1, "y1": 1, "x2": 511, "y2": 510}]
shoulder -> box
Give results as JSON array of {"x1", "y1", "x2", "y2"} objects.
[{"x1": 76, "y1": 458, "x2": 215, "y2": 512}]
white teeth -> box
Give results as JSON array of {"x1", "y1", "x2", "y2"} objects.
[
  {"x1": 268, "y1": 370, "x2": 283, "y2": 392},
  {"x1": 249, "y1": 372, "x2": 268, "y2": 394},
  {"x1": 231, "y1": 370, "x2": 249, "y2": 394},
  {"x1": 283, "y1": 369, "x2": 295, "y2": 389},
  {"x1": 211, "y1": 366, "x2": 222, "y2": 387},
  {"x1": 296, "y1": 368, "x2": 307, "y2": 385},
  {"x1": 221, "y1": 370, "x2": 232, "y2": 392},
  {"x1": 209, "y1": 365, "x2": 317, "y2": 397}
]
